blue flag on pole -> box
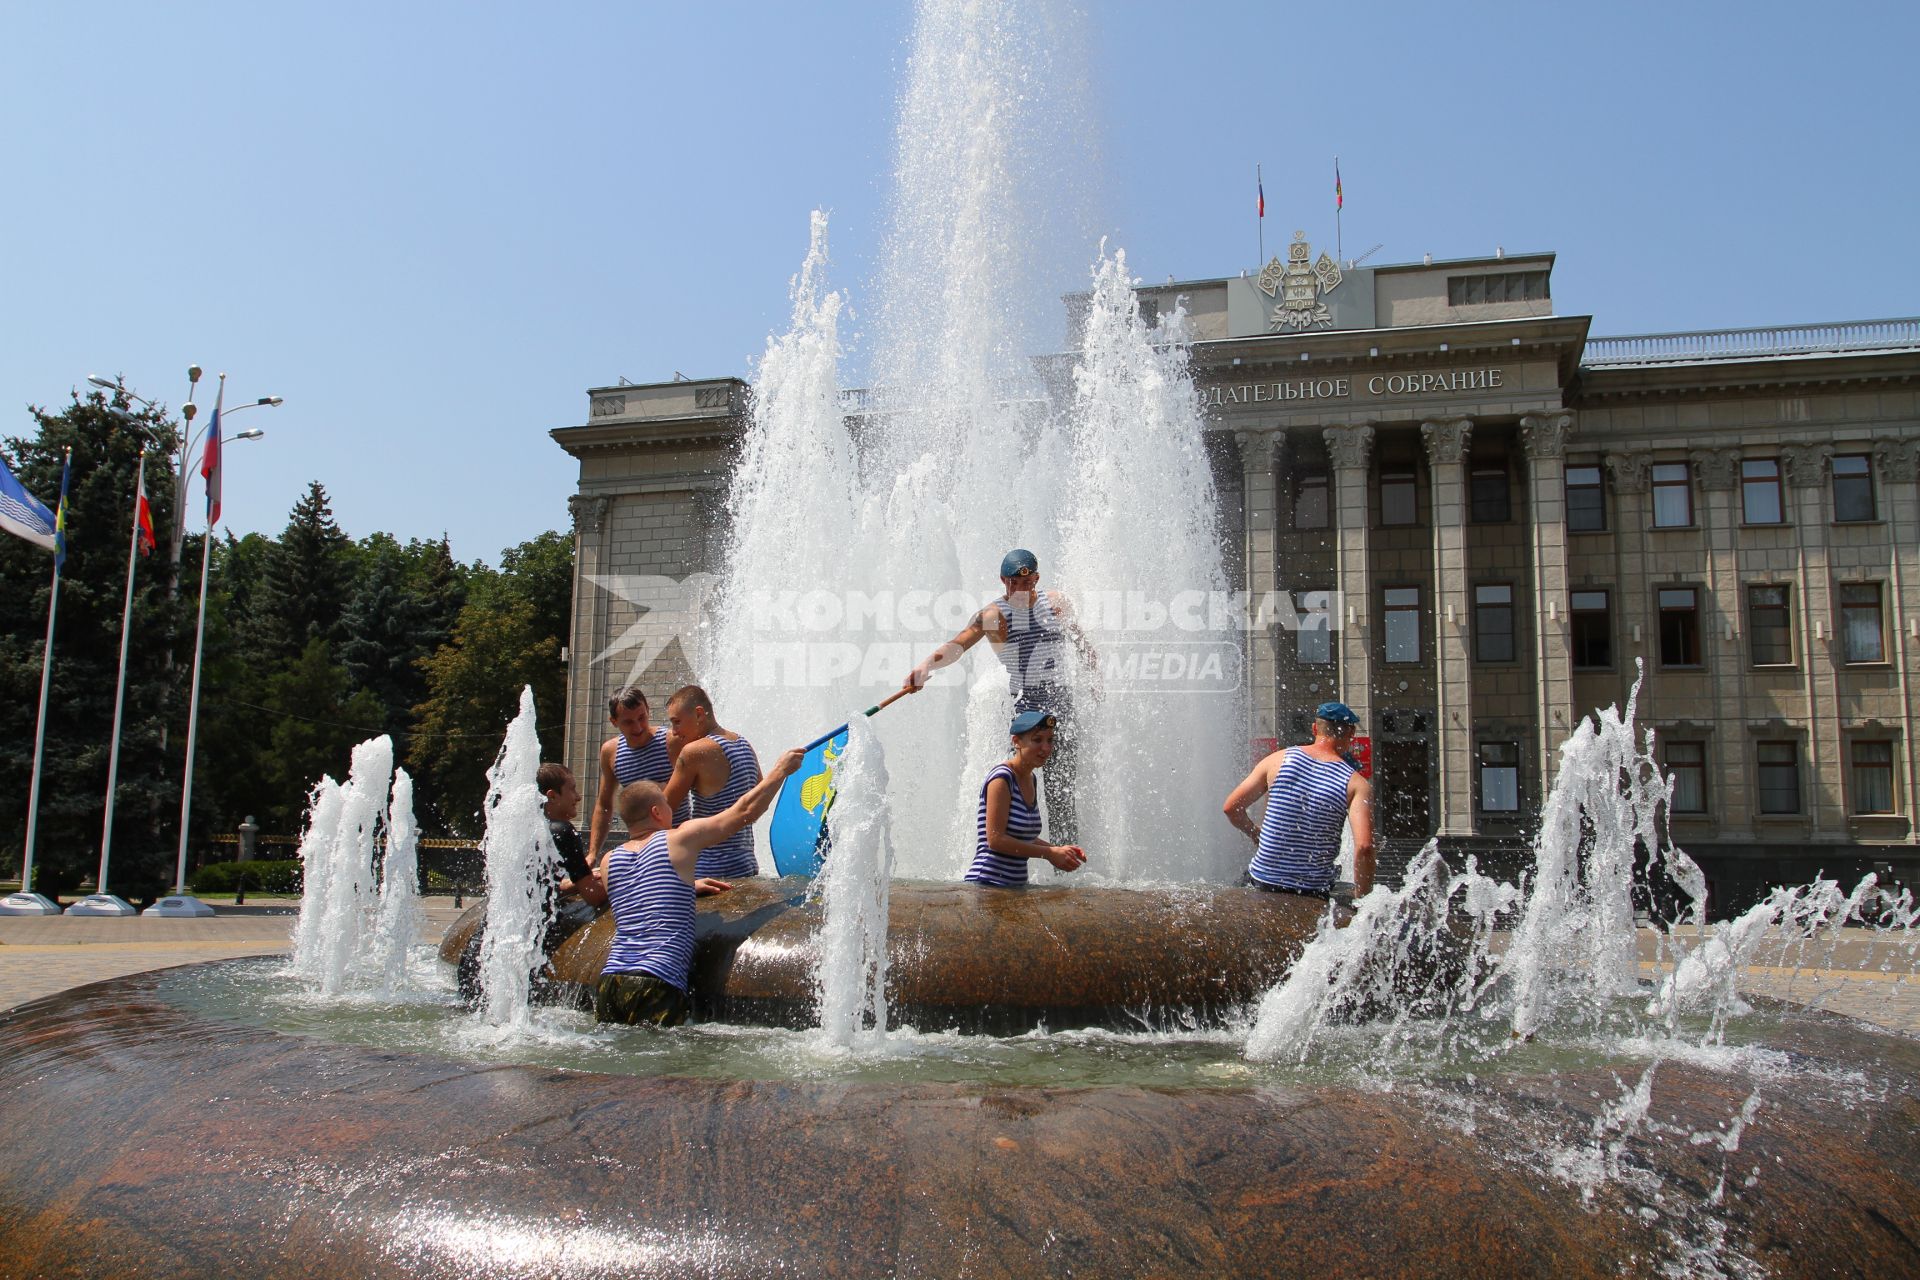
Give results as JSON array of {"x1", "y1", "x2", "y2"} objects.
[
  {"x1": 0, "y1": 454, "x2": 57, "y2": 552},
  {"x1": 767, "y1": 728, "x2": 849, "y2": 877}
]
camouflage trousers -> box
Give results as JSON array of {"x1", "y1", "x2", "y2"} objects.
[{"x1": 594, "y1": 972, "x2": 690, "y2": 1027}]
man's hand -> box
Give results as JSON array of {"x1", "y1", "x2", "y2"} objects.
[
  {"x1": 902, "y1": 663, "x2": 932, "y2": 693},
  {"x1": 694, "y1": 878, "x2": 733, "y2": 896},
  {"x1": 771, "y1": 747, "x2": 805, "y2": 779},
  {"x1": 1043, "y1": 844, "x2": 1087, "y2": 872}
]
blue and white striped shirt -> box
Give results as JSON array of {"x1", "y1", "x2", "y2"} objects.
[
  {"x1": 966, "y1": 763, "x2": 1043, "y2": 887},
  {"x1": 688, "y1": 734, "x2": 761, "y2": 879},
  {"x1": 991, "y1": 591, "x2": 1069, "y2": 711},
  {"x1": 602, "y1": 832, "x2": 696, "y2": 991},
  {"x1": 1250, "y1": 750, "x2": 1355, "y2": 894},
  {"x1": 614, "y1": 728, "x2": 673, "y2": 787}
]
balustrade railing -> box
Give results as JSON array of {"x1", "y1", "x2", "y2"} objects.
[{"x1": 1583, "y1": 318, "x2": 1920, "y2": 366}]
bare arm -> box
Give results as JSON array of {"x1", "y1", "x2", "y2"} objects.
[
  {"x1": 903, "y1": 608, "x2": 998, "y2": 691},
  {"x1": 662, "y1": 738, "x2": 717, "y2": 816},
  {"x1": 587, "y1": 739, "x2": 618, "y2": 867},
  {"x1": 1050, "y1": 592, "x2": 1100, "y2": 674},
  {"x1": 1222, "y1": 751, "x2": 1283, "y2": 843},
  {"x1": 1347, "y1": 774, "x2": 1376, "y2": 895},
  {"x1": 984, "y1": 776, "x2": 1086, "y2": 871},
  {"x1": 665, "y1": 748, "x2": 804, "y2": 881}
]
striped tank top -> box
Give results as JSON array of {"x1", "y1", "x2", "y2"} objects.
[
  {"x1": 1250, "y1": 750, "x2": 1356, "y2": 893},
  {"x1": 966, "y1": 763, "x2": 1043, "y2": 887},
  {"x1": 614, "y1": 728, "x2": 673, "y2": 787},
  {"x1": 991, "y1": 591, "x2": 1069, "y2": 711},
  {"x1": 689, "y1": 734, "x2": 761, "y2": 879},
  {"x1": 602, "y1": 831, "x2": 696, "y2": 991}
]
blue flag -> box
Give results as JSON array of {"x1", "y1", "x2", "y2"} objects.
[
  {"x1": 767, "y1": 729, "x2": 848, "y2": 877},
  {"x1": 0, "y1": 453, "x2": 57, "y2": 552}
]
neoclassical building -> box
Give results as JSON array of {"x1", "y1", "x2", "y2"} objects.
[{"x1": 554, "y1": 242, "x2": 1920, "y2": 913}]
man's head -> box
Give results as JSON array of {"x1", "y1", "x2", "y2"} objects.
[
  {"x1": 1312, "y1": 700, "x2": 1360, "y2": 744},
  {"x1": 999, "y1": 548, "x2": 1039, "y2": 591},
  {"x1": 538, "y1": 763, "x2": 580, "y2": 822},
  {"x1": 606, "y1": 686, "x2": 652, "y2": 744},
  {"x1": 616, "y1": 780, "x2": 672, "y2": 836},
  {"x1": 666, "y1": 685, "x2": 716, "y2": 741}
]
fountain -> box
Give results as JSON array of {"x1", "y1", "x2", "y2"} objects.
[{"x1": 0, "y1": 3, "x2": 1916, "y2": 1276}]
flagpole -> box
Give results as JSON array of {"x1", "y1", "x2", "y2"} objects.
[
  {"x1": 1256, "y1": 163, "x2": 1265, "y2": 266},
  {"x1": 174, "y1": 376, "x2": 223, "y2": 898},
  {"x1": 98, "y1": 450, "x2": 147, "y2": 901},
  {"x1": 21, "y1": 449, "x2": 70, "y2": 902}
]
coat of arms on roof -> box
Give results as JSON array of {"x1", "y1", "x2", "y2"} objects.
[{"x1": 1256, "y1": 231, "x2": 1343, "y2": 332}]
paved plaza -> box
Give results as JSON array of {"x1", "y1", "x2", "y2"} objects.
[{"x1": 2, "y1": 902, "x2": 1915, "y2": 1035}]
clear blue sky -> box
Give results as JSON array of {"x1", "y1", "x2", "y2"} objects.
[{"x1": 4, "y1": 1, "x2": 1915, "y2": 564}]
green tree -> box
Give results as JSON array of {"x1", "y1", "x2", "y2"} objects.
[
  {"x1": 252, "y1": 637, "x2": 388, "y2": 830},
  {"x1": 256, "y1": 481, "x2": 352, "y2": 663},
  {"x1": 0, "y1": 393, "x2": 187, "y2": 900}
]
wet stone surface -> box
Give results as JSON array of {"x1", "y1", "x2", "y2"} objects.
[{"x1": 0, "y1": 973, "x2": 1917, "y2": 1278}]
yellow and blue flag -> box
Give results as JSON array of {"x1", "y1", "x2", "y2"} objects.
[
  {"x1": 768, "y1": 729, "x2": 846, "y2": 877},
  {"x1": 52, "y1": 452, "x2": 71, "y2": 570}
]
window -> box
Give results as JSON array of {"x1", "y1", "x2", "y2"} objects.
[
  {"x1": 1448, "y1": 271, "x2": 1550, "y2": 306},
  {"x1": 1748, "y1": 584, "x2": 1793, "y2": 666},
  {"x1": 1471, "y1": 463, "x2": 1511, "y2": 523},
  {"x1": 1658, "y1": 587, "x2": 1700, "y2": 667},
  {"x1": 1840, "y1": 582, "x2": 1885, "y2": 663},
  {"x1": 1571, "y1": 590, "x2": 1612, "y2": 669},
  {"x1": 1295, "y1": 588, "x2": 1332, "y2": 664},
  {"x1": 1566, "y1": 464, "x2": 1606, "y2": 532},
  {"x1": 1851, "y1": 741, "x2": 1896, "y2": 815},
  {"x1": 1380, "y1": 469, "x2": 1417, "y2": 526},
  {"x1": 1832, "y1": 454, "x2": 1875, "y2": 523},
  {"x1": 1384, "y1": 587, "x2": 1421, "y2": 663},
  {"x1": 1664, "y1": 741, "x2": 1707, "y2": 814},
  {"x1": 1652, "y1": 463, "x2": 1693, "y2": 527},
  {"x1": 1741, "y1": 459, "x2": 1784, "y2": 524},
  {"x1": 1474, "y1": 583, "x2": 1515, "y2": 662},
  {"x1": 1292, "y1": 467, "x2": 1329, "y2": 529},
  {"x1": 1756, "y1": 741, "x2": 1800, "y2": 815},
  {"x1": 1479, "y1": 742, "x2": 1520, "y2": 812}
]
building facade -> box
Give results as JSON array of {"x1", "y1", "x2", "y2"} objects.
[{"x1": 554, "y1": 245, "x2": 1920, "y2": 913}]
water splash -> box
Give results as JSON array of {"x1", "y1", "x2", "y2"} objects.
[
  {"x1": 474, "y1": 687, "x2": 559, "y2": 1031},
  {"x1": 373, "y1": 767, "x2": 422, "y2": 997},
  {"x1": 811, "y1": 721, "x2": 895, "y2": 1050},
  {"x1": 289, "y1": 737, "x2": 395, "y2": 996}
]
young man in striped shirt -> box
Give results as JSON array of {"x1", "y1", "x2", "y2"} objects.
[
  {"x1": 662, "y1": 685, "x2": 762, "y2": 887},
  {"x1": 1222, "y1": 701, "x2": 1376, "y2": 899}
]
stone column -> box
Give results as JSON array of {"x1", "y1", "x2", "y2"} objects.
[
  {"x1": 1874, "y1": 440, "x2": 1920, "y2": 842},
  {"x1": 1235, "y1": 429, "x2": 1281, "y2": 746},
  {"x1": 1692, "y1": 447, "x2": 1752, "y2": 836},
  {"x1": 566, "y1": 493, "x2": 612, "y2": 807},
  {"x1": 1604, "y1": 450, "x2": 1652, "y2": 689},
  {"x1": 1324, "y1": 423, "x2": 1375, "y2": 729},
  {"x1": 1422, "y1": 418, "x2": 1475, "y2": 837},
  {"x1": 1521, "y1": 412, "x2": 1576, "y2": 797},
  {"x1": 1783, "y1": 443, "x2": 1842, "y2": 840}
]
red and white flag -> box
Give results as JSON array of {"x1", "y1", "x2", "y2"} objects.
[{"x1": 134, "y1": 456, "x2": 156, "y2": 555}]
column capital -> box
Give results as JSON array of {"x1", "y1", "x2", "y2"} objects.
[
  {"x1": 1233, "y1": 428, "x2": 1280, "y2": 469},
  {"x1": 1691, "y1": 447, "x2": 1741, "y2": 491},
  {"x1": 1322, "y1": 422, "x2": 1375, "y2": 471},
  {"x1": 1872, "y1": 439, "x2": 1920, "y2": 483},
  {"x1": 1780, "y1": 442, "x2": 1834, "y2": 489},
  {"x1": 1420, "y1": 417, "x2": 1473, "y2": 465},
  {"x1": 1604, "y1": 450, "x2": 1652, "y2": 495},
  {"x1": 568, "y1": 493, "x2": 611, "y2": 533},
  {"x1": 1519, "y1": 411, "x2": 1575, "y2": 460}
]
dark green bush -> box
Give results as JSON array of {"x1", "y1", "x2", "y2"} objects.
[{"x1": 189, "y1": 859, "x2": 303, "y2": 895}]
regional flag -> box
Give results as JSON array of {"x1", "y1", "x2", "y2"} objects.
[
  {"x1": 52, "y1": 452, "x2": 71, "y2": 570},
  {"x1": 201, "y1": 382, "x2": 224, "y2": 526},
  {"x1": 1257, "y1": 175, "x2": 1265, "y2": 220},
  {"x1": 0, "y1": 453, "x2": 56, "y2": 551},
  {"x1": 1335, "y1": 161, "x2": 1343, "y2": 211},
  {"x1": 135, "y1": 457, "x2": 156, "y2": 555}
]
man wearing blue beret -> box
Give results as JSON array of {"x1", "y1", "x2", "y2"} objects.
[{"x1": 1222, "y1": 701, "x2": 1375, "y2": 899}]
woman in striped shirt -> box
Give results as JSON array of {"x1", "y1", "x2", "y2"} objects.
[
  {"x1": 1222, "y1": 701, "x2": 1375, "y2": 899},
  {"x1": 965, "y1": 710, "x2": 1088, "y2": 887},
  {"x1": 595, "y1": 745, "x2": 804, "y2": 1028}
]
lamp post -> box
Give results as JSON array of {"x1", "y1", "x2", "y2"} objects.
[{"x1": 152, "y1": 376, "x2": 280, "y2": 916}]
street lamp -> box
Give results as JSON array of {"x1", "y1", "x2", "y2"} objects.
[{"x1": 156, "y1": 376, "x2": 281, "y2": 917}]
